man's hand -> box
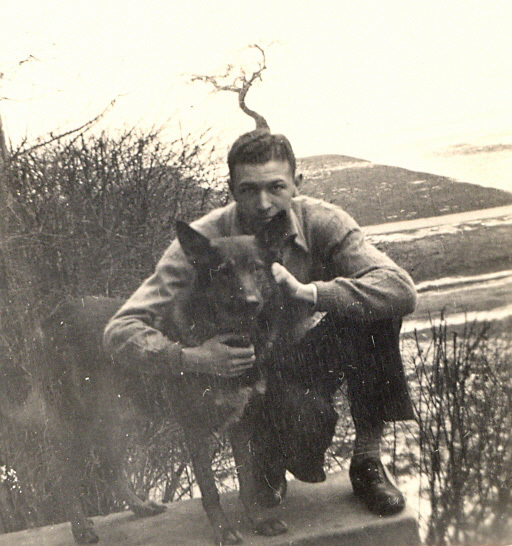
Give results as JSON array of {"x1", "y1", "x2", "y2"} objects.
[
  {"x1": 271, "y1": 263, "x2": 317, "y2": 304},
  {"x1": 181, "y1": 334, "x2": 255, "y2": 377}
]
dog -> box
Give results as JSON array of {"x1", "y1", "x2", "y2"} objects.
[{"x1": 38, "y1": 211, "x2": 299, "y2": 545}]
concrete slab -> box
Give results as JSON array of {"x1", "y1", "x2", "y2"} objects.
[{"x1": 0, "y1": 472, "x2": 420, "y2": 545}]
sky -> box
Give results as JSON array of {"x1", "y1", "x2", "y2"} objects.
[{"x1": 1, "y1": 0, "x2": 511, "y2": 191}]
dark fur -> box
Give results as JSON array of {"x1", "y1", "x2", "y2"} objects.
[{"x1": 38, "y1": 213, "x2": 295, "y2": 545}]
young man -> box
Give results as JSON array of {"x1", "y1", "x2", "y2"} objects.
[{"x1": 104, "y1": 129, "x2": 417, "y2": 516}]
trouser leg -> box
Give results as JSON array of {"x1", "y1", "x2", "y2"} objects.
[
  {"x1": 253, "y1": 315, "x2": 414, "y2": 479},
  {"x1": 272, "y1": 314, "x2": 414, "y2": 423},
  {"x1": 251, "y1": 315, "x2": 413, "y2": 516},
  {"x1": 252, "y1": 379, "x2": 338, "y2": 483}
]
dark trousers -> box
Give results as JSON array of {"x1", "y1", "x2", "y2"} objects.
[
  {"x1": 268, "y1": 314, "x2": 415, "y2": 423},
  {"x1": 248, "y1": 315, "x2": 415, "y2": 482}
]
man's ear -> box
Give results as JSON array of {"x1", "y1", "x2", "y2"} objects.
[
  {"x1": 255, "y1": 210, "x2": 296, "y2": 261},
  {"x1": 228, "y1": 178, "x2": 236, "y2": 198},
  {"x1": 176, "y1": 221, "x2": 216, "y2": 266},
  {"x1": 293, "y1": 173, "x2": 303, "y2": 196}
]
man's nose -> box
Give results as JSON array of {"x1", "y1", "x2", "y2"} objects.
[{"x1": 256, "y1": 191, "x2": 271, "y2": 211}]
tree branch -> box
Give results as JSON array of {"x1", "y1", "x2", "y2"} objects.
[{"x1": 12, "y1": 99, "x2": 117, "y2": 159}]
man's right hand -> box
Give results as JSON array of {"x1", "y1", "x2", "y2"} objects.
[{"x1": 180, "y1": 334, "x2": 256, "y2": 377}]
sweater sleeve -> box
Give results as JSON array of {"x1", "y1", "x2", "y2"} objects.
[
  {"x1": 103, "y1": 240, "x2": 190, "y2": 375},
  {"x1": 312, "y1": 213, "x2": 417, "y2": 321}
]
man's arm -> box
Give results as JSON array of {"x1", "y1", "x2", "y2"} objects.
[
  {"x1": 103, "y1": 240, "x2": 255, "y2": 377},
  {"x1": 312, "y1": 224, "x2": 417, "y2": 320},
  {"x1": 274, "y1": 203, "x2": 417, "y2": 321},
  {"x1": 103, "y1": 240, "x2": 192, "y2": 375}
]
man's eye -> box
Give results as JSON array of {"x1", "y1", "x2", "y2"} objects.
[{"x1": 270, "y1": 184, "x2": 285, "y2": 193}]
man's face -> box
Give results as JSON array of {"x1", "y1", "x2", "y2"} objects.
[{"x1": 231, "y1": 160, "x2": 296, "y2": 233}]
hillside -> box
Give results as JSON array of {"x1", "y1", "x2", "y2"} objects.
[{"x1": 297, "y1": 155, "x2": 512, "y2": 226}]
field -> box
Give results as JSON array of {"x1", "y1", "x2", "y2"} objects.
[
  {"x1": 372, "y1": 217, "x2": 512, "y2": 337},
  {"x1": 298, "y1": 154, "x2": 512, "y2": 225}
]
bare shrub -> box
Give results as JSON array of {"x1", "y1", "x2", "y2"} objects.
[
  {"x1": 396, "y1": 318, "x2": 512, "y2": 545},
  {"x1": 0, "y1": 126, "x2": 228, "y2": 531}
]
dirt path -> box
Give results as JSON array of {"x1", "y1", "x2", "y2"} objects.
[{"x1": 363, "y1": 204, "x2": 512, "y2": 234}]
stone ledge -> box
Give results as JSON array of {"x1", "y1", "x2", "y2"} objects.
[{"x1": 0, "y1": 472, "x2": 420, "y2": 545}]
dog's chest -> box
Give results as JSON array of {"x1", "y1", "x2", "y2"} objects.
[
  {"x1": 168, "y1": 375, "x2": 266, "y2": 433},
  {"x1": 156, "y1": 275, "x2": 281, "y2": 431}
]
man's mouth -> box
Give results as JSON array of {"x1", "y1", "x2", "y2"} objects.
[{"x1": 259, "y1": 214, "x2": 275, "y2": 223}]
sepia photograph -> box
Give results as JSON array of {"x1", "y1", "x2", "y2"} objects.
[{"x1": 1, "y1": 1, "x2": 511, "y2": 544}]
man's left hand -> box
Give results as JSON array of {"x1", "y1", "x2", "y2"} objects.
[{"x1": 271, "y1": 263, "x2": 317, "y2": 305}]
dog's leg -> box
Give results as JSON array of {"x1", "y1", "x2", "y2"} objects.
[
  {"x1": 244, "y1": 411, "x2": 288, "y2": 508},
  {"x1": 100, "y1": 455, "x2": 166, "y2": 518},
  {"x1": 228, "y1": 421, "x2": 287, "y2": 537},
  {"x1": 185, "y1": 431, "x2": 242, "y2": 545},
  {"x1": 50, "y1": 418, "x2": 99, "y2": 544},
  {"x1": 96, "y1": 423, "x2": 166, "y2": 518}
]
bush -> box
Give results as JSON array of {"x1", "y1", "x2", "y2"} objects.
[
  {"x1": 0, "y1": 126, "x2": 228, "y2": 531},
  {"x1": 394, "y1": 318, "x2": 512, "y2": 545}
]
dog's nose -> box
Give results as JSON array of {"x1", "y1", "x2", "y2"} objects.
[{"x1": 244, "y1": 296, "x2": 261, "y2": 313}]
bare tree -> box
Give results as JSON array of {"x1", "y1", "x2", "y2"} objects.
[{"x1": 190, "y1": 44, "x2": 270, "y2": 130}]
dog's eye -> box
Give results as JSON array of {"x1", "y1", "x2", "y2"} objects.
[{"x1": 212, "y1": 260, "x2": 233, "y2": 277}]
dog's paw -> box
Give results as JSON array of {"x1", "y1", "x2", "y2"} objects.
[
  {"x1": 214, "y1": 526, "x2": 243, "y2": 545},
  {"x1": 132, "y1": 500, "x2": 167, "y2": 518},
  {"x1": 71, "y1": 520, "x2": 99, "y2": 544},
  {"x1": 254, "y1": 517, "x2": 288, "y2": 536}
]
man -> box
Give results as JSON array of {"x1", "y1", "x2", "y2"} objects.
[{"x1": 104, "y1": 129, "x2": 417, "y2": 516}]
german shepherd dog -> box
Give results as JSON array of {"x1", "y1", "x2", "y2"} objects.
[{"x1": 38, "y1": 211, "x2": 301, "y2": 545}]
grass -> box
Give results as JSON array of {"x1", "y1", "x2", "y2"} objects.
[{"x1": 374, "y1": 223, "x2": 512, "y2": 283}]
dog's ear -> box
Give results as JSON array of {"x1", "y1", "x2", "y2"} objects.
[
  {"x1": 255, "y1": 210, "x2": 296, "y2": 262},
  {"x1": 176, "y1": 221, "x2": 219, "y2": 267}
]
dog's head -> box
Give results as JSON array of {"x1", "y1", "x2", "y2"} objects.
[{"x1": 176, "y1": 211, "x2": 293, "y2": 335}]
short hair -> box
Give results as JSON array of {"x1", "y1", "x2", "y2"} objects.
[{"x1": 227, "y1": 129, "x2": 296, "y2": 191}]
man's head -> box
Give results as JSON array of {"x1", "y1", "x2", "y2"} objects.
[
  {"x1": 228, "y1": 130, "x2": 296, "y2": 186},
  {"x1": 228, "y1": 130, "x2": 301, "y2": 233}
]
